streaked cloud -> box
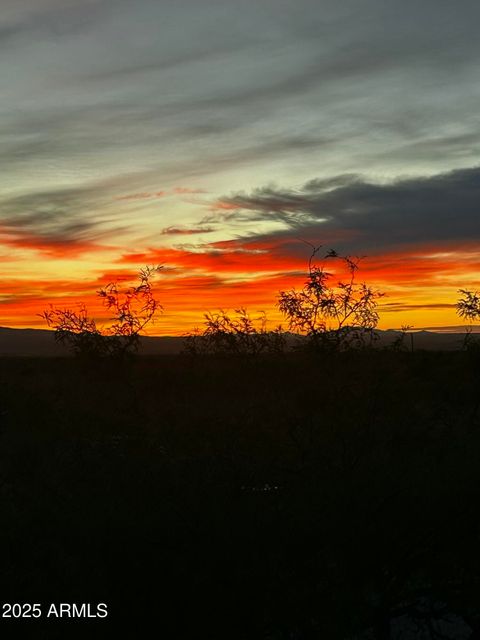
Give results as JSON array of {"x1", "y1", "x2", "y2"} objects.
[
  {"x1": 160, "y1": 226, "x2": 214, "y2": 236},
  {"x1": 2, "y1": 0, "x2": 480, "y2": 331},
  {"x1": 213, "y1": 167, "x2": 480, "y2": 254}
]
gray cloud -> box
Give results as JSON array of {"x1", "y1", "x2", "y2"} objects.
[
  {"x1": 2, "y1": 1, "x2": 480, "y2": 185},
  {"x1": 214, "y1": 166, "x2": 480, "y2": 254},
  {"x1": 0, "y1": 182, "x2": 124, "y2": 249},
  {"x1": 2, "y1": 0, "x2": 480, "y2": 254},
  {"x1": 0, "y1": 1, "x2": 110, "y2": 47}
]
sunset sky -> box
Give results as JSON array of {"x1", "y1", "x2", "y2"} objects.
[{"x1": 1, "y1": 0, "x2": 480, "y2": 334}]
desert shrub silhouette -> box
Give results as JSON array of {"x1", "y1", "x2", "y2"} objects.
[
  {"x1": 456, "y1": 289, "x2": 480, "y2": 351},
  {"x1": 278, "y1": 245, "x2": 383, "y2": 351},
  {"x1": 457, "y1": 289, "x2": 480, "y2": 321},
  {"x1": 183, "y1": 307, "x2": 286, "y2": 357},
  {"x1": 387, "y1": 324, "x2": 414, "y2": 352},
  {"x1": 41, "y1": 265, "x2": 162, "y2": 360}
]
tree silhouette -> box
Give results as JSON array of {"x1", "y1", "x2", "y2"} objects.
[
  {"x1": 41, "y1": 265, "x2": 162, "y2": 359},
  {"x1": 278, "y1": 245, "x2": 383, "y2": 350}
]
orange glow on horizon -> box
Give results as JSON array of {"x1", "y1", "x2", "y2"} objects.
[{"x1": 1, "y1": 235, "x2": 479, "y2": 335}]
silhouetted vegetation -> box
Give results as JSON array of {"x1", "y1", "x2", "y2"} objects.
[
  {"x1": 278, "y1": 246, "x2": 384, "y2": 351},
  {"x1": 386, "y1": 324, "x2": 414, "y2": 353},
  {"x1": 456, "y1": 289, "x2": 480, "y2": 321},
  {"x1": 456, "y1": 289, "x2": 480, "y2": 352},
  {"x1": 1, "y1": 350, "x2": 480, "y2": 638},
  {"x1": 182, "y1": 247, "x2": 384, "y2": 359},
  {"x1": 183, "y1": 308, "x2": 286, "y2": 357},
  {"x1": 41, "y1": 265, "x2": 162, "y2": 360}
]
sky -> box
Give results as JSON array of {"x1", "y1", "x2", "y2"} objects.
[{"x1": 1, "y1": 0, "x2": 480, "y2": 334}]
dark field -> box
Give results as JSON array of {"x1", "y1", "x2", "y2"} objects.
[{"x1": 1, "y1": 351, "x2": 480, "y2": 638}]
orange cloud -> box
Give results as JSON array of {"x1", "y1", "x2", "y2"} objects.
[
  {"x1": 2, "y1": 236, "x2": 480, "y2": 335},
  {"x1": 173, "y1": 187, "x2": 206, "y2": 195},
  {"x1": 116, "y1": 192, "x2": 166, "y2": 201},
  {"x1": 0, "y1": 233, "x2": 105, "y2": 258},
  {"x1": 115, "y1": 187, "x2": 205, "y2": 201}
]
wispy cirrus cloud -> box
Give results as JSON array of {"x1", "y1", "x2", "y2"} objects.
[
  {"x1": 115, "y1": 187, "x2": 206, "y2": 201},
  {"x1": 0, "y1": 176, "x2": 210, "y2": 255},
  {"x1": 0, "y1": 182, "x2": 127, "y2": 255},
  {"x1": 116, "y1": 192, "x2": 168, "y2": 201},
  {"x1": 160, "y1": 226, "x2": 214, "y2": 236},
  {"x1": 0, "y1": 1, "x2": 107, "y2": 44},
  {"x1": 4, "y1": 0, "x2": 480, "y2": 199}
]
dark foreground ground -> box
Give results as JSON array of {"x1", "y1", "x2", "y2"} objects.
[{"x1": 0, "y1": 351, "x2": 480, "y2": 639}]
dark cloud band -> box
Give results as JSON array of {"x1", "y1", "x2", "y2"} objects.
[{"x1": 214, "y1": 166, "x2": 480, "y2": 253}]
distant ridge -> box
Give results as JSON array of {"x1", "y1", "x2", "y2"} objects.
[
  {"x1": 0, "y1": 327, "x2": 70, "y2": 357},
  {"x1": 415, "y1": 325, "x2": 480, "y2": 333},
  {"x1": 0, "y1": 327, "x2": 184, "y2": 357},
  {"x1": 0, "y1": 326, "x2": 474, "y2": 357}
]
